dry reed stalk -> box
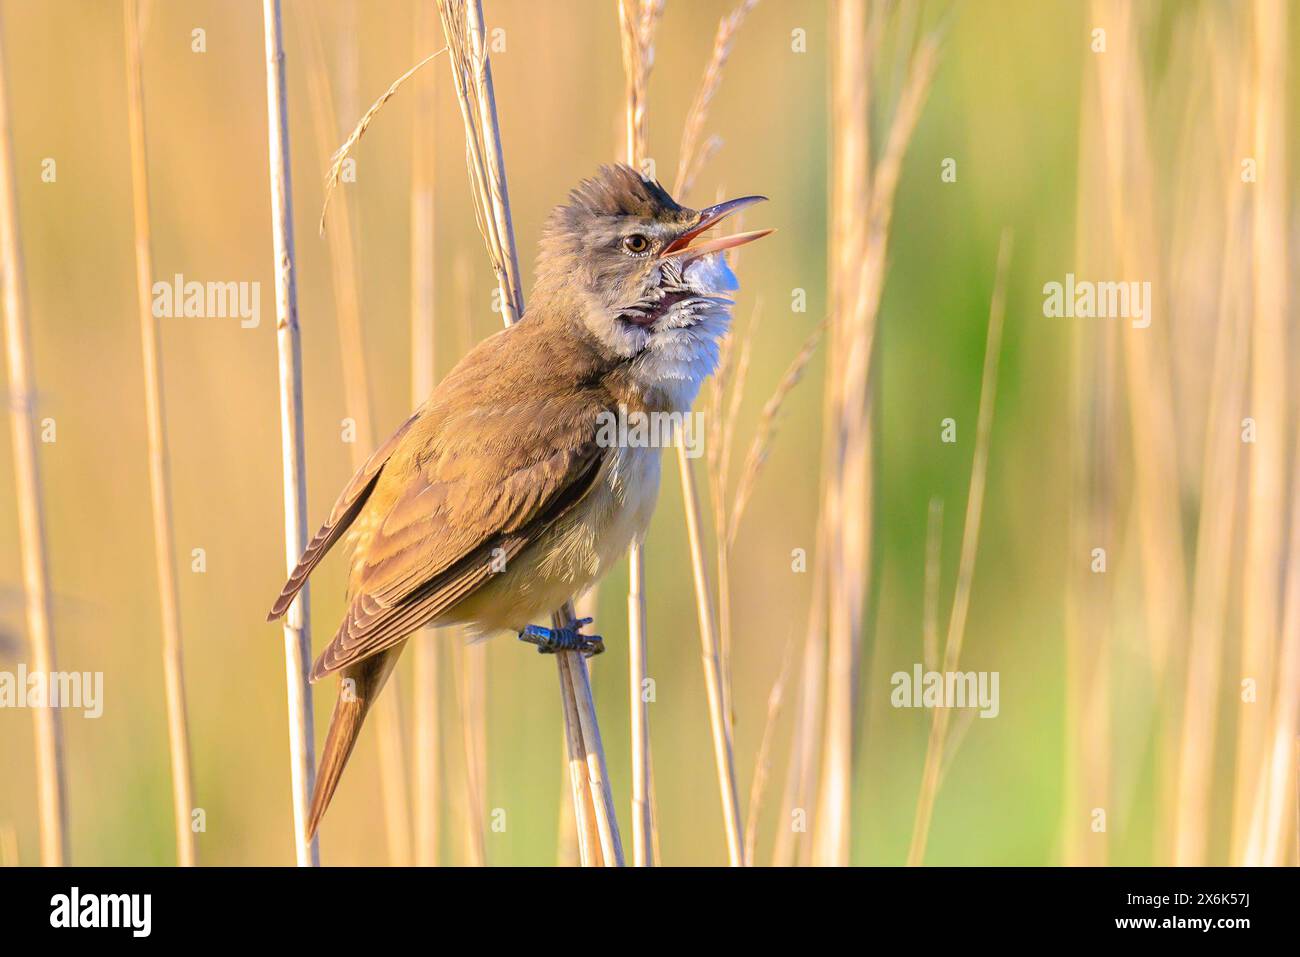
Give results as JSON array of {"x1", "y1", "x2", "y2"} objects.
[
  {"x1": 617, "y1": 0, "x2": 662, "y2": 176},
  {"x1": 455, "y1": 637, "x2": 488, "y2": 865},
  {"x1": 410, "y1": 0, "x2": 441, "y2": 869},
  {"x1": 464, "y1": 0, "x2": 524, "y2": 325},
  {"x1": 711, "y1": 304, "x2": 759, "y2": 727},
  {"x1": 617, "y1": 0, "x2": 662, "y2": 868},
  {"x1": 437, "y1": 0, "x2": 623, "y2": 865},
  {"x1": 1062, "y1": 329, "x2": 1118, "y2": 868},
  {"x1": 1061, "y1": 66, "x2": 1117, "y2": 867},
  {"x1": 906, "y1": 230, "x2": 1011, "y2": 866},
  {"x1": 556, "y1": 731, "x2": 580, "y2": 866},
  {"x1": 411, "y1": 628, "x2": 441, "y2": 866},
  {"x1": 921, "y1": 499, "x2": 944, "y2": 673},
  {"x1": 708, "y1": 312, "x2": 823, "y2": 814},
  {"x1": 664, "y1": 0, "x2": 765, "y2": 868},
  {"x1": 677, "y1": 450, "x2": 745, "y2": 865},
  {"x1": 743, "y1": 632, "x2": 795, "y2": 865},
  {"x1": 1090, "y1": 6, "x2": 1188, "y2": 853},
  {"x1": 0, "y1": 16, "x2": 67, "y2": 868},
  {"x1": 1231, "y1": 0, "x2": 1288, "y2": 863},
  {"x1": 673, "y1": 0, "x2": 758, "y2": 199},
  {"x1": 319, "y1": 47, "x2": 446, "y2": 235},
  {"x1": 1240, "y1": 0, "x2": 1291, "y2": 865},
  {"x1": 1244, "y1": 417, "x2": 1300, "y2": 865},
  {"x1": 815, "y1": 0, "x2": 873, "y2": 868},
  {"x1": 1081, "y1": 0, "x2": 1181, "y2": 864},
  {"x1": 1172, "y1": 63, "x2": 1253, "y2": 865},
  {"x1": 299, "y1": 4, "x2": 413, "y2": 868},
  {"x1": 728, "y1": 319, "x2": 825, "y2": 546},
  {"x1": 815, "y1": 4, "x2": 939, "y2": 867},
  {"x1": 772, "y1": 511, "x2": 827, "y2": 867},
  {"x1": 122, "y1": 0, "x2": 196, "y2": 868},
  {"x1": 441, "y1": 257, "x2": 489, "y2": 867},
  {"x1": 261, "y1": 0, "x2": 319, "y2": 867},
  {"x1": 0, "y1": 823, "x2": 16, "y2": 866},
  {"x1": 556, "y1": 653, "x2": 603, "y2": 864},
  {"x1": 626, "y1": 544, "x2": 653, "y2": 865}
]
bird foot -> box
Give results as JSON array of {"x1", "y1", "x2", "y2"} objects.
[{"x1": 518, "y1": 618, "x2": 604, "y2": 657}]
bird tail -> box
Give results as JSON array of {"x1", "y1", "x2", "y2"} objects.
[{"x1": 305, "y1": 645, "x2": 403, "y2": 841}]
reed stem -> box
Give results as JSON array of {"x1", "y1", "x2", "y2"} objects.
[
  {"x1": 678, "y1": 446, "x2": 746, "y2": 865},
  {"x1": 301, "y1": 3, "x2": 413, "y2": 867},
  {"x1": 0, "y1": 12, "x2": 67, "y2": 869},
  {"x1": 410, "y1": 0, "x2": 442, "y2": 868},
  {"x1": 437, "y1": 0, "x2": 623, "y2": 866},
  {"x1": 261, "y1": 0, "x2": 318, "y2": 867},
  {"x1": 617, "y1": 0, "x2": 661, "y2": 867},
  {"x1": 907, "y1": 231, "x2": 1011, "y2": 866},
  {"x1": 123, "y1": 0, "x2": 196, "y2": 867}
]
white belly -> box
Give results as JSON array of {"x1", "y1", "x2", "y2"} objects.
[{"x1": 449, "y1": 444, "x2": 662, "y2": 634}]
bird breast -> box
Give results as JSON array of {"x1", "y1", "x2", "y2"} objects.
[
  {"x1": 449, "y1": 441, "x2": 662, "y2": 636},
  {"x1": 537, "y1": 441, "x2": 662, "y2": 590}
]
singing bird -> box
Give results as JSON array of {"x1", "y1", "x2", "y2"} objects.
[{"x1": 268, "y1": 164, "x2": 770, "y2": 839}]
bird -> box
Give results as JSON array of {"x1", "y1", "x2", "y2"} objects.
[{"x1": 267, "y1": 163, "x2": 771, "y2": 840}]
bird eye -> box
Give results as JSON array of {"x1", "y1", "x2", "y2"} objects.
[{"x1": 622, "y1": 234, "x2": 650, "y2": 255}]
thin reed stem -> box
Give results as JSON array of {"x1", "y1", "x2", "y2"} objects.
[
  {"x1": 1090, "y1": 4, "x2": 1188, "y2": 865},
  {"x1": 673, "y1": 0, "x2": 759, "y2": 198},
  {"x1": 0, "y1": 823, "x2": 16, "y2": 866},
  {"x1": 1233, "y1": 0, "x2": 1289, "y2": 863},
  {"x1": 743, "y1": 632, "x2": 795, "y2": 865},
  {"x1": 678, "y1": 446, "x2": 746, "y2": 865},
  {"x1": 300, "y1": 4, "x2": 413, "y2": 868},
  {"x1": 907, "y1": 230, "x2": 1012, "y2": 867},
  {"x1": 410, "y1": 0, "x2": 441, "y2": 869},
  {"x1": 457, "y1": 637, "x2": 488, "y2": 865},
  {"x1": 0, "y1": 14, "x2": 67, "y2": 868},
  {"x1": 627, "y1": 542, "x2": 653, "y2": 865},
  {"x1": 261, "y1": 0, "x2": 318, "y2": 867},
  {"x1": 438, "y1": 0, "x2": 623, "y2": 866},
  {"x1": 921, "y1": 498, "x2": 944, "y2": 674},
  {"x1": 464, "y1": 0, "x2": 523, "y2": 325},
  {"x1": 123, "y1": 0, "x2": 196, "y2": 867},
  {"x1": 1245, "y1": 412, "x2": 1300, "y2": 864},
  {"x1": 617, "y1": 0, "x2": 660, "y2": 867},
  {"x1": 664, "y1": 0, "x2": 763, "y2": 868},
  {"x1": 773, "y1": 514, "x2": 827, "y2": 866},
  {"x1": 1172, "y1": 93, "x2": 1251, "y2": 864},
  {"x1": 1241, "y1": 0, "x2": 1292, "y2": 865},
  {"x1": 815, "y1": 5, "x2": 940, "y2": 868}
]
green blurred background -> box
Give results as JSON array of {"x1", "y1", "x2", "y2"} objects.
[{"x1": 0, "y1": 0, "x2": 1291, "y2": 866}]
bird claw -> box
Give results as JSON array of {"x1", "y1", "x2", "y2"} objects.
[{"x1": 518, "y1": 618, "x2": 604, "y2": 657}]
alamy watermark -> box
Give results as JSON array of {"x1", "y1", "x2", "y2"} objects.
[
  {"x1": 1042, "y1": 273, "x2": 1152, "y2": 329},
  {"x1": 891, "y1": 663, "x2": 999, "y2": 718},
  {"x1": 0, "y1": 665, "x2": 103, "y2": 718},
  {"x1": 595, "y1": 405, "x2": 704, "y2": 459},
  {"x1": 152, "y1": 273, "x2": 260, "y2": 328},
  {"x1": 50, "y1": 887, "x2": 150, "y2": 937}
]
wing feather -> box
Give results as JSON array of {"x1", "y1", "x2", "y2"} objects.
[
  {"x1": 266, "y1": 412, "x2": 420, "y2": 621},
  {"x1": 309, "y1": 417, "x2": 606, "y2": 680}
]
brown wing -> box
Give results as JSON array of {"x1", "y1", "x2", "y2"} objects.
[
  {"x1": 309, "y1": 397, "x2": 607, "y2": 681},
  {"x1": 266, "y1": 412, "x2": 421, "y2": 622}
]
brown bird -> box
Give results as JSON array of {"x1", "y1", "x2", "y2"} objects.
[{"x1": 268, "y1": 164, "x2": 770, "y2": 839}]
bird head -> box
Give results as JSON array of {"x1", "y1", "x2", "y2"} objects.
[{"x1": 534, "y1": 164, "x2": 770, "y2": 404}]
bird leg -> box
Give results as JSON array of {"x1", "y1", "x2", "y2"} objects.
[{"x1": 518, "y1": 617, "x2": 605, "y2": 657}]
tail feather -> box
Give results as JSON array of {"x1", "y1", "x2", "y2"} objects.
[
  {"x1": 304, "y1": 644, "x2": 405, "y2": 841},
  {"x1": 306, "y1": 691, "x2": 366, "y2": 841}
]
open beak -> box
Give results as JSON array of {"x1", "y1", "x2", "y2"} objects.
[{"x1": 661, "y1": 195, "x2": 773, "y2": 263}]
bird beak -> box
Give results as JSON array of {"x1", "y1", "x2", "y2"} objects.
[{"x1": 661, "y1": 195, "x2": 773, "y2": 262}]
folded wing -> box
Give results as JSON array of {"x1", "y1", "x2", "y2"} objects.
[
  {"x1": 266, "y1": 411, "x2": 421, "y2": 622},
  {"x1": 310, "y1": 397, "x2": 606, "y2": 680}
]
